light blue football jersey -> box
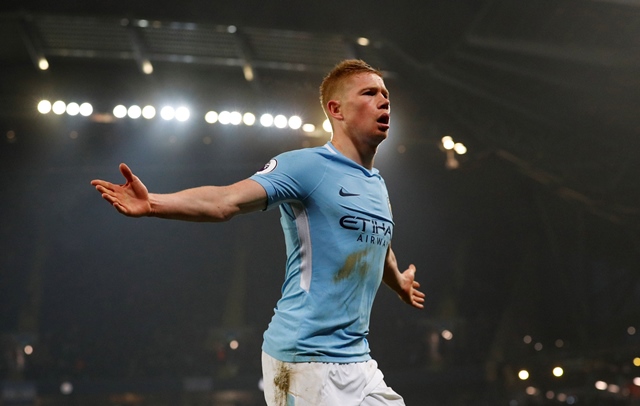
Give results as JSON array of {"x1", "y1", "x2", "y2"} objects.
[{"x1": 249, "y1": 142, "x2": 394, "y2": 363}]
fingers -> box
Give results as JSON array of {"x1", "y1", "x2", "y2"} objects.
[
  {"x1": 412, "y1": 291, "x2": 425, "y2": 309},
  {"x1": 113, "y1": 202, "x2": 129, "y2": 215},
  {"x1": 119, "y1": 163, "x2": 135, "y2": 183},
  {"x1": 101, "y1": 192, "x2": 118, "y2": 205},
  {"x1": 91, "y1": 179, "x2": 113, "y2": 188}
]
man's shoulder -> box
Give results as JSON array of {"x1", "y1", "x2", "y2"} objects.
[
  {"x1": 280, "y1": 144, "x2": 333, "y2": 159},
  {"x1": 274, "y1": 144, "x2": 336, "y2": 167}
]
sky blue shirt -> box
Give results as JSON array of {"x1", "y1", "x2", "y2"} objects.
[{"x1": 249, "y1": 142, "x2": 394, "y2": 363}]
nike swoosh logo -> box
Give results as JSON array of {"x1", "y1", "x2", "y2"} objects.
[{"x1": 339, "y1": 187, "x2": 360, "y2": 197}]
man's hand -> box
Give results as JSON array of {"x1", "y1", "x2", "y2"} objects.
[
  {"x1": 383, "y1": 247, "x2": 425, "y2": 309},
  {"x1": 91, "y1": 163, "x2": 151, "y2": 217},
  {"x1": 396, "y1": 264, "x2": 425, "y2": 309}
]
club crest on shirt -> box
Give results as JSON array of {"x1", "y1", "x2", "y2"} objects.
[{"x1": 256, "y1": 159, "x2": 277, "y2": 175}]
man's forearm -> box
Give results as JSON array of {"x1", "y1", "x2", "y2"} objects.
[
  {"x1": 382, "y1": 247, "x2": 404, "y2": 294},
  {"x1": 148, "y1": 180, "x2": 267, "y2": 222},
  {"x1": 148, "y1": 186, "x2": 234, "y2": 222}
]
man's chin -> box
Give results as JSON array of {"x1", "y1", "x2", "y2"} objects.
[{"x1": 369, "y1": 132, "x2": 388, "y2": 146}]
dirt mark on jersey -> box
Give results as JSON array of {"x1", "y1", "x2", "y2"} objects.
[{"x1": 334, "y1": 249, "x2": 370, "y2": 282}]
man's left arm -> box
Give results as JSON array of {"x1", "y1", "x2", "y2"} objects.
[{"x1": 382, "y1": 246, "x2": 425, "y2": 309}]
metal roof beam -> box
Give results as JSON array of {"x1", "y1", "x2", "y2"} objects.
[
  {"x1": 126, "y1": 20, "x2": 153, "y2": 75},
  {"x1": 232, "y1": 27, "x2": 260, "y2": 91},
  {"x1": 18, "y1": 14, "x2": 48, "y2": 71}
]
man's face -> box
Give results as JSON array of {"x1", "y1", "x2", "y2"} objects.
[{"x1": 337, "y1": 73, "x2": 390, "y2": 143}]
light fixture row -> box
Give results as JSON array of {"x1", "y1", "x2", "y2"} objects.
[
  {"x1": 37, "y1": 100, "x2": 93, "y2": 116},
  {"x1": 36, "y1": 100, "x2": 333, "y2": 134}
]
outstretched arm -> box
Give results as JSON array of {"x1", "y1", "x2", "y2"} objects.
[
  {"x1": 91, "y1": 163, "x2": 267, "y2": 222},
  {"x1": 382, "y1": 246, "x2": 425, "y2": 309}
]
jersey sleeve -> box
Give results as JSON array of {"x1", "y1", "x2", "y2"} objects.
[{"x1": 249, "y1": 149, "x2": 325, "y2": 211}]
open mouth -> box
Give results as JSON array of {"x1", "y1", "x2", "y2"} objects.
[
  {"x1": 377, "y1": 113, "x2": 390, "y2": 130},
  {"x1": 377, "y1": 113, "x2": 390, "y2": 125}
]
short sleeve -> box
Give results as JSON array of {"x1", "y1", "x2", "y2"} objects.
[{"x1": 249, "y1": 149, "x2": 326, "y2": 211}]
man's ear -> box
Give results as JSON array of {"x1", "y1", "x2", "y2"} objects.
[{"x1": 327, "y1": 100, "x2": 343, "y2": 121}]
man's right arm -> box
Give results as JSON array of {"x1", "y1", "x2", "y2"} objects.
[
  {"x1": 91, "y1": 163, "x2": 267, "y2": 222},
  {"x1": 148, "y1": 179, "x2": 267, "y2": 222}
]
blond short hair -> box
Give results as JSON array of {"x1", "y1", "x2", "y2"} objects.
[{"x1": 319, "y1": 60, "x2": 382, "y2": 117}]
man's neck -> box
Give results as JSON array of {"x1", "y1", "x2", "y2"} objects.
[{"x1": 331, "y1": 137, "x2": 377, "y2": 170}]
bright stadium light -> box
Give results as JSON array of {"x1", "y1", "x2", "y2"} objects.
[
  {"x1": 66, "y1": 102, "x2": 80, "y2": 116},
  {"x1": 142, "y1": 105, "x2": 155, "y2": 119},
  {"x1": 442, "y1": 136, "x2": 454, "y2": 150},
  {"x1": 229, "y1": 111, "x2": 242, "y2": 125},
  {"x1": 322, "y1": 119, "x2": 332, "y2": 133},
  {"x1": 302, "y1": 123, "x2": 315, "y2": 133},
  {"x1": 205, "y1": 111, "x2": 218, "y2": 124},
  {"x1": 79, "y1": 103, "x2": 93, "y2": 116},
  {"x1": 113, "y1": 105, "x2": 127, "y2": 118},
  {"x1": 243, "y1": 112, "x2": 256, "y2": 126},
  {"x1": 52, "y1": 101, "x2": 66, "y2": 115},
  {"x1": 175, "y1": 107, "x2": 190, "y2": 122},
  {"x1": 37, "y1": 100, "x2": 52, "y2": 114},
  {"x1": 218, "y1": 111, "x2": 231, "y2": 125},
  {"x1": 553, "y1": 367, "x2": 564, "y2": 377},
  {"x1": 288, "y1": 115, "x2": 302, "y2": 130},
  {"x1": 38, "y1": 58, "x2": 49, "y2": 71},
  {"x1": 518, "y1": 370, "x2": 530, "y2": 380},
  {"x1": 160, "y1": 106, "x2": 175, "y2": 120},
  {"x1": 274, "y1": 115, "x2": 287, "y2": 129},
  {"x1": 454, "y1": 143, "x2": 467, "y2": 155},
  {"x1": 260, "y1": 114, "x2": 274, "y2": 127},
  {"x1": 142, "y1": 60, "x2": 153, "y2": 75},
  {"x1": 128, "y1": 105, "x2": 142, "y2": 119}
]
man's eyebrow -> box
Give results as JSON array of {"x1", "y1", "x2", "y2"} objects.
[{"x1": 362, "y1": 86, "x2": 389, "y2": 95}]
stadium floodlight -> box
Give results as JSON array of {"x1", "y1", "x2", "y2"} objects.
[
  {"x1": 243, "y1": 112, "x2": 256, "y2": 126},
  {"x1": 175, "y1": 107, "x2": 190, "y2": 122},
  {"x1": 37, "y1": 100, "x2": 52, "y2": 114},
  {"x1": 142, "y1": 105, "x2": 156, "y2": 119},
  {"x1": 274, "y1": 115, "x2": 287, "y2": 129},
  {"x1": 230, "y1": 111, "x2": 242, "y2": 125},
  {"x1": 442, "y1": 136, "x2": 454, "y2": 150},
  {"x1": 113, "y1": 105, "x2": 127, "y2": 118},
  {"x1": 79, "y1": 103, "x2": 93, "y2": 116},
  {"x1": 288, "y1": 115, "x2": 302, "y2": 130},
  {"x1": 52, "y1": 101, "x2": 66, "y2": 115},
  {"x1": 66, "y1": 102, "x2": 80, "y2": 116},
  {"x1": 322, "y1": 119, "x2": 332, "y2": 133},
  {"x1": 160, "y1": 106, "x2": 175, "y2": 120},
  {"x1": 454, "y1": 143, "x2": 467, "y2": 155},
  {"x1": 128, "y1": 105, "x2": 142, "y2": 119},
  {"x1": 260, "y1": 114, "x2": 274, "y2": 127},
  {"x1": 218, "y1": 111, "x2": 231, "y2": 125},
  {"x1": 205, "y1": 111, "x2": 219, "y2": 124},
  {"x1": 38, "y1": 58, "x2": 49, "y2": 71}
]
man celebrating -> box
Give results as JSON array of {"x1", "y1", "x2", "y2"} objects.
[{"x1": 92, "y1": 59, "x2": 424, "y2": 405}]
